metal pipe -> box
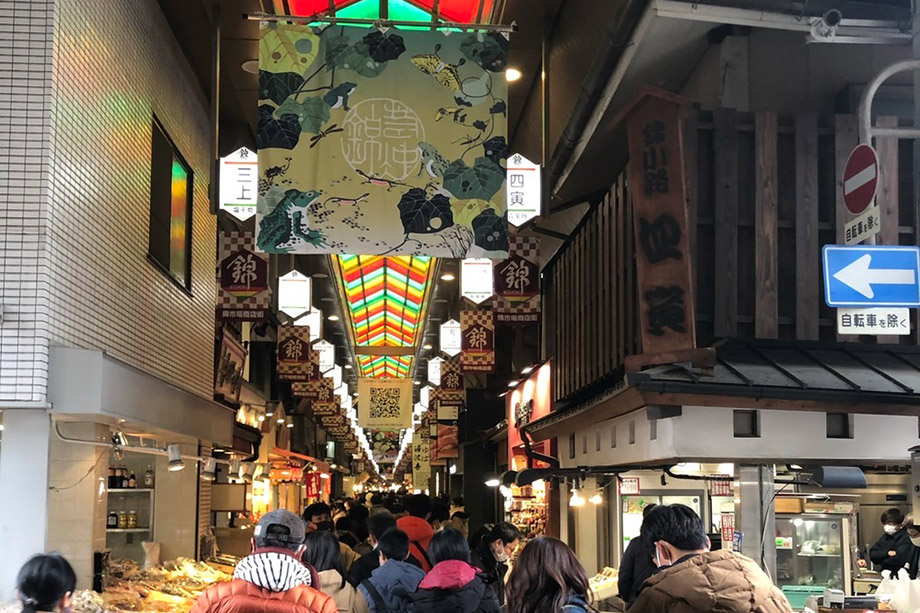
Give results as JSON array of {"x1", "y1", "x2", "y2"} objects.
[
  {"x1": 52, "y1": 422, "x2": 206, "y2": 463},
  {"x1": 858, "y1": 59, "x2": 920, "y2": 144},
  {"x1": 244, "y1": 12, "x2": 517, "y2": 32},
  {"x1": 209, "y1": 2, "x2": 221, "y2": 215}
]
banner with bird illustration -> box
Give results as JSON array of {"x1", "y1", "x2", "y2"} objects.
[{"x1": 256, "y1": 23, "x2": 510, "y2": 258}]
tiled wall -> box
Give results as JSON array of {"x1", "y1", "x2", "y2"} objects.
[
  {"x1": 0, "y1": 0, "x2": 54, "y2": 403},
  {"x1": 1, "y1": 0, "x2": 217, "y2": 404}
]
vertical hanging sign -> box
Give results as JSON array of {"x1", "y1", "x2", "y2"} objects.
[
  {"x1": 219, "y1": 147, "x2": 258, "y2": 221},
  {"x1": 428, "y1": 356, "x2": 443, "y2": 386},
  {"x1": 278, "y1": 270, "x2": 312, "y2": 318},
  {"x1": 440, "y1": 320, "x2": 462, "y2": 357},
  {"x1": 218, "y1": 232, "x2": 270, "y2": 321},
  {"x1": 314, "y1": 339, "x2": 336, "y2": 373},
  {"x1": 295, "y1": 307, "x2": 323, "y2": 341},
  {"x1": 494, "y1": 235, "x2": 541, "y2": 324},
  {"x1": 622, "y1": 89, "x2": 696, "y2": 357},
  {"x1": 412, "y1": 435, "x2": 431, "y2": 488},
  {"x1": 461, "y1": 258, "x2": 494, "y2": 304},
  {"x1": 460, "y1": 310, "x2": 495, "y2": 373},
  {"x1": 277, "y1": 326, "x2": 312, "y2": 381},
  {"x1": 506, "y1": 153, "x2": 541, "y2": 226},
  {"x1": 439, "y1": 357, "x2": 465, "y2": 410}
]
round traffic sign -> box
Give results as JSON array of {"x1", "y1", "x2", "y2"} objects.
[{"x1": 842, "y1": 143, "x2": 879, "y2": 215}]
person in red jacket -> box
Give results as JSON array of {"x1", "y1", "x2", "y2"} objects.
[
  {"x1": 397, "y1": 494, "x2": 435, "y2": 572},
  {"x1": 191, "y1": 510, "x2": 337, "y2": 613}
]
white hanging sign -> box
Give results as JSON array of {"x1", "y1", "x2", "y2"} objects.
[
  {"x1": 428, "y1": 357, "x2": 443, "y2": 386},
  {"x1": 440, "y1": 320, "x2": 462, "y2": 357},
  {"x1": 278, "y1": 270, "x2": 312, "y2": 318},
  {"x1": 419, "y1": 385, "x2": 431, "y2": 409},
  {"x1": 315, "y1": 339, "x2": 336, "y2": 373},
  {"x1": 295, "y1": 307, "x2": 323, "y2": 342},
  {"x1": 331, "y1": 364, "x2": 344, "y2": 389},
  {"x1": 506, "y1": 153, "x2": 541, "y2": 227},
  {"x1": 219, "y1": 147, "x2": 259, "y2": 221},
  {"x1": 461, "y1": 258, "x2": 494, "y2": 304}
]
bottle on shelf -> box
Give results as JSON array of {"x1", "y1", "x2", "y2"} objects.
[
  {"x1": 127, "y1": 510, "x2": 137, "y2": 529},
  {"x1": 144, "y1": 465, "x2": 154, "y2": 488},
  {"x1": 108, "y1": 465, "x2": 116, "y2": 489},
  {"x1": 121, "y1": 467, "x2": 129, "y2": 489},
  {"x1": 117, "y1": 511, "x2": 128, "y2": 529},
  {"x1": 128, "y1": 473, "x2": 137, "y2": 489},
  {"x1": 107, "y1": 512, "x2": 118, "y2": 529}
]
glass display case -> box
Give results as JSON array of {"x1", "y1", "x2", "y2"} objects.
[
  {"x1": 621, "y1": 493, "x2": 704, "y2": 553},
  {"x1": 776, "y1": 514, "x2": 852, "y2": 593}
]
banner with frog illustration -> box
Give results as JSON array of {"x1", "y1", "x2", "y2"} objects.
[{"x1": 256, "y1": 23, "x2": 509, "y2": 258}]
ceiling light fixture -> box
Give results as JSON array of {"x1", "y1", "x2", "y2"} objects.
[
  {"x1": 328, "y1": 314, "x2": 340, "y2": 321},
  {"x1": 344, "y1": 364, "x2": 353, "y2": 370},
  {"x1": 589, "y1": 492, "x2": 603, "y2": 505},
  {"x1": 313, "y1": 272, "x2": 329, "y2": 279},
  {"x1": 569, "y1": 489, "x2": 585, "y2": 507},
  {"x1": 484, "y1": 472, "x2": 501, "y2": 487},
  {"x1": 521, "y1": 365, "x2": 535, "y2": 375},
  {"x1": 505, "y1": 67, "x2": 522, "y2": 82},
  {"x1": 507, "y1": 380, "x2": 519, "y2": 388},
  {"x1": 241, "y1": 59, "x2": 259, "y2": 74},
  {"x1": 440, "y1": 273, "x2": 455, "y2": 281},
  {"x1": 167, "y1": 444, "x2": 185, "y2": 472},
  {"x1": 423, "y1": 344, "x2": 433, "y2": 350},
  {"x1": 201, "y1": 457, "x2": 217, "y2": 481}
]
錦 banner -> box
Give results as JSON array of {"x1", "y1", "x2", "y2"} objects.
[
  {"x1": 218, "y1": 232, "x2": 270, "y2": 321},
  {"x1": 358, "y1": 377, "x2": 413, "y2": 429},
  {"x1": 277, "y1": 326, "x2": 312, "y2": 381},
  {"x1": 461, "y1": 309, "x2": 495, "y2": 373},
  {"x1": 439, "y1": 357, "x2": 465, "y2": 409},
  {"x1": 494, "y1": 235, "x2": 541, "y2": 324},
  {"x1": 256, "y1": 23, "x2": 510, "y2": 258}
]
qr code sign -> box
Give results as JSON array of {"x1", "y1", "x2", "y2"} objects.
[{"x1": 370, "y1": 388, "x2": 402, "y2": 419}]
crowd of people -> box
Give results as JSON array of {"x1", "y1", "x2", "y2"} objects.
[{"x1": 15, "y1": 494, "x2": 809, "y2": 613}]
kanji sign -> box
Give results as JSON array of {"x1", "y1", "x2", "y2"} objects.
[
  {"x1": 218, "y1": 232, "x2": 270, "y2": 321},
  {"x1": 843, "y1": 144, "x2": 879, "y2": 215},
  {"x1": 277, "y1": 326, "x2": 312, "y2": 381},
  {"x1": 494, "y1": 235, "x2": 541, "y2": 324},
  {"x1": 440, "y1": 319, "x2": 462, "y2": 357},
  {"x1": 461, "y1": 258, "x2": 494, "y2": 304},
  {"x1": 314, "y1": 339, "x2": 336, "y2": 373},
  {"x1": 219, "y1": 147, "x2": 258, "y2": 221},
  {"x1": 619, "y1": 477, "x2": 641, "y2": 495},
  {"x1": 461, "y1": 310, "x2": 495, "y2": 373},
  {"x1": 823, "y1": 245, "x2": 920, "y2": 307},
  {"x1": 428, "y1": 357, "x2": 443, "y2": 386},
  {"x1": 844, "y1": 206, "x2": 881, "y2": 245},
  {"x1": 215, "y1": 329, "x2": 247, "y2": 403},
  {"x1": 412, "y1": 435, "x2": 430, "y2": 488},
  {"x1": 506, "y1": 153, "x2": 541, "y2": 227},
  {"x1": 837, "y1": 307, "x2": 910, "y2": 335},
  {"x1": 278, "y1": 270, "x2": 312, "y2": 318}
]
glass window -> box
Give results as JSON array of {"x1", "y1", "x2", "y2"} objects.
[{"x1": 148, "y1": 117, "x2": 193, "y2": 291}]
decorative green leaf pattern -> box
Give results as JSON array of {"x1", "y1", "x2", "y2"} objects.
[
  {"x1": 260, "y1": 24, "x2": 320, "y2": 74},
  {"x1": 443, "y1": 156, "x2": 506, "y2": 201}
]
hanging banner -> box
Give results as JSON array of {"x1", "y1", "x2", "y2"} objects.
[
  {"x1": 215, "y1": 328, "x2": 247, "y2": 403},
  {"x1": 428, "y1": 356, "x2": 442, "y2": 386},
  {"x1": 358, "y1": 377, "x2": 413, "y2": 429},
  {"x1": 369, "y1": 431, "x2": 401, "y2": 463},
  {"x1": 305, "y1": 473, "x2": 322, "y2": 498},
  {"x1": 506, "y1": 153, "x2": 541, "y2": 226},
  {"x1": 436, "y1": 423, "x2": 459, "y2": 458},
  {"x1": 440, "y1": 319, "x2": 462, "y2": 356},
  {"x1": 218, "y1": 232, "x2": 270, "y2": 321},
  {"x1": 420, "y1": 411, "x2": 431, "y2": 440},
  {"x1": 320, "y1": 413, "x2": 347, "y2": 430},
  {"x1": 495, "y1": 235, "x2": 541, "y2": 324},
  {"x1": 219, "y1": 147, "x2": 259, "y2": 221},
  {"x1": 440, "y1": 357, "x2": 465, "y2": 407},
  {"x1": 412, "y1": 436, "x2": 431, "y2": 487},
  {"x1": 461, "y1": 258, "x2": 494, "y2": 304},
  {"x1": 461, "y1": 309, "x2": 495, "y2": 373},
  {"x1": 437, "y1": 400, "x2": 459, "y2": 421},
  {"x1": 256, "y1": 24, "x2": 509, "y2": 258},
  {"x1": 278, "y1": 270, "x2": 312, "y2": 318},
  {"x1": 292, "y1": 376, "x2": 334, "y2": 400},
  {"x1": 277, "y1": 326, "x2": 312, "y2": 381},
  {"x1": 312, "y1": 400, "x2": 339, "y2": 417},
  {"x1": 315, "y1": 339, "x2": 336, "y2": 373},
  {"x1": 295, "y1": 308, "x2": 323, "y2": 341}
]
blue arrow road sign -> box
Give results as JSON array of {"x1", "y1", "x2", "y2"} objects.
[{"x1": 823, "y1": 245, "x2": 920, "y2": 307}]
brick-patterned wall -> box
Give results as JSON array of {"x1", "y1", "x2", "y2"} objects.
[
  {"x1": 45, "y1": 0, "x2": 216, "y2": 398},
  {"x1": 0, "y1": 0, "x2": 54, "y2": 403}
]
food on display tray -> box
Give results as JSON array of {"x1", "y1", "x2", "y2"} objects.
[{"x1": 97, "y1": 557, "x2": 232, "y2": 613}]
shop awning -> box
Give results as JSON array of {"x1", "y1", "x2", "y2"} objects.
[
  {"x1": 271, "y1": 447, "x2": 331, "y2": 474},
  {"x1": 524, "y1": 340, "x2": 920, "y2": 443}
]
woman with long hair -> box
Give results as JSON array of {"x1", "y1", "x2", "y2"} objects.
[
  {"x1": 411, "y1": 528, "x2": 500, "y2": 613},
  {"x1": 304, "y1": 531, "x2": 370, "y2": 613},
  {"x1": 506, "y1": 537, "x2": 593, "y2": 613},
  {"x1": 16, "y1": 554, "x2": 77, "y2": 613}
]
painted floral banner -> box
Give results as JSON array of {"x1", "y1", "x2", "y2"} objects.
[
  {"x1": 257, "y1": 23, "x2": 510, "y2": 258},
  {"x1": 494, "y1": 235, "x2": 541, "y2": 324}
]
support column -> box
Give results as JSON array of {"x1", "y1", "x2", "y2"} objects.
[
  {"x1": 736, "y1": 464, "x2": 776, "y2": 576},
  {"x1": 0, "y1": 410, "x2": 52, "y2": 600},
  {"x1": 911, "y1": 447, "x2": 920, "y2": 520}
]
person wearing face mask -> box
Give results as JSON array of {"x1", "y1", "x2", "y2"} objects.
[
  {"x1": 304, "y1": 502, "x2": 360, "y2": 572},
  {"x1": 16, "y1": 554, "x2": 77, "y2": 613},
  {"x1": 867, "y1": 508, "x2": 914, "y2": 576},
  {"x1": 429, "y1": 502, "x2": 451, "y2": 534},
  {"x1": 469, "y1": 522, "x2": 523, "y2": 606},
  {"x1": 629, "y1": 504, "x2": 792, "y2": 613}
]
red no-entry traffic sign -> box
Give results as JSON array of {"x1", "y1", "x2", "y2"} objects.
[{"x1": 843, "y1": 144, "x2": 879, "y2": 215}]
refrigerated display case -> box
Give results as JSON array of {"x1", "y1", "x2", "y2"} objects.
[
  {"x1": 621, "y1": 492, "x2": 704, "y2": 552},
  {"x1": 776, "y1": 514, "x2": 852, "y2": 594}
]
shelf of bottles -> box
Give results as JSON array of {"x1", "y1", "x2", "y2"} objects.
[{"x1": 106, "y1": 460, "x2": 156, "y2": 539}]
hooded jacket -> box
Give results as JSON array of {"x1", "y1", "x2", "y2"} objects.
[
  {"x1": 468, "y1": 539, "x2": 508, "y2": 605},
  {"x1": 396, "y1": 516, "x2": 434, "y2": 572},
  {"x1": 629, "y1": 550, "x2": 793, "y2": 613},
  {"x1": 411, "y1": 560, "x2": 500, "y2": 613},
  {"x1": 358, "y1": 560, "x2": 425, "y2": 613},
  {"x1": 316, "y1": 569, "x2": 369, "y2": 613},
  {"x1": 191, "y1": 548, "x2": 337, "y2": 613}
]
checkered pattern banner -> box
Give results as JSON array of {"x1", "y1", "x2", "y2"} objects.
[
  {"x1": 218, "y1": 232, "x2": 271, "y2": 321},
  {"x1": 294, "y1": 376, "x2": 336, "y2": 400},
  {"x1": 277, "y1": 326, "x2": 312, "y2": 381},
  {"x1": 439, "y1": 358, "x2": 464, "y2": 407},
  {"x1": 494, "y1": 235, "x2": 541, "y2": 324},
  {"x1": 312, "y1": 400, "x2": 338, "y2": 417},
  {"x1": 461, "y1": 310, "x2": 495, "y2": 373}
]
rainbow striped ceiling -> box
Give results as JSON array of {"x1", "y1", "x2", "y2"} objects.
[
  {"x1": 272, "y1": 0, "x2": 495, "y2": 23},
  {"x1": 337, "y1": 255, "x2": 433, "y2": 376},
  {"x1": 357, "y1": 355, "x2": 414, "y2": 378}
]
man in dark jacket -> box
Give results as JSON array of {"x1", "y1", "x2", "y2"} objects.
[
  {"x1": 349, "y1": 513, "x2": 422, "y2": 586},
  {"x1": 630, "y1": 504, "x2": 792, "y2": 613},
  {"x1": 868, "y1": 508, "x2": 915, "y2": 575},
  {"x1": 358, "y1": 528, "x2": 425, "y2": 613},
  {"x1": 469, "y1": 522, "x2": 522, "y2": 606},
  {"x1": 618, "y1": 503, "x2": 657, "y2": 606}
]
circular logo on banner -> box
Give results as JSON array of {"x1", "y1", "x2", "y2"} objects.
[{"x1": 843, "y1": 144, "x2": 879, "y2": 215}]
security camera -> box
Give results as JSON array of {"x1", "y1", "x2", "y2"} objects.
[{"x1": 811, "y1": 9, "x2": 842, "y2": 40}]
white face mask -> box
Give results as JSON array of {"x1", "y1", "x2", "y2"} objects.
[
  {"x1": 910, "y1": 536, "x2": 920, "y2": 547},
  {"x1": 885, "y1": 524, "x2": 899, "y2": 535}
]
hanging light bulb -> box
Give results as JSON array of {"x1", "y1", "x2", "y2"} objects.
[
  {"x1": 201, "y1": 457, "x2": 217, "y2": 481},
  {"x1": 589, "y1": 491, "x2": 603, "y2": 505}
]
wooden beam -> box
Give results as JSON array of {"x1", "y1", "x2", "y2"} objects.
[
  {"x1": 713, "y1": 109, "x2": 739, "y2": 338},
  {"x1": 876, "y1": 115, "x2": 900, "y2": 344},
  {"x1": 795, "y1": 113, "x2": 820, "y2": 341},
  {"x1": 756, "y1": 112, "x2": 779, "y2": 339},
  {"x1": 834, "y1": 114, "x2": 859, "y2": 342}
]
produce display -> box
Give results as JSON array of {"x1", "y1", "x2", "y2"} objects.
[{"x1": 75, "y1": 558, "x2": 232, "y2": 613}]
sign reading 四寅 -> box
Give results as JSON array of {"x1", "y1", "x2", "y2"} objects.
[{"x1": 506, "y1": 153, "x2": 540, "y2": 227}]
